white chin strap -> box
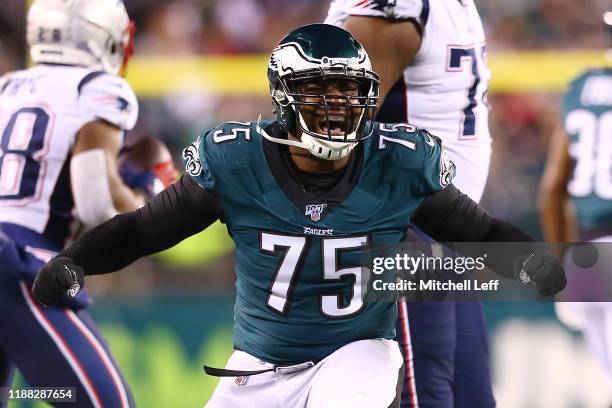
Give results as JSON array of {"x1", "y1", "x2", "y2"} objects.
[
  {"x1": 300, "y1": 133, "x2": 357, "y2": 160},
  {"x1": 257, "y1": 118, "x2": 357, "y2": 160}
]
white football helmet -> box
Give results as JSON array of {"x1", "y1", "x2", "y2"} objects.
[{"x1": 27, "y1": 0, "x2": 135, "y2": 75}]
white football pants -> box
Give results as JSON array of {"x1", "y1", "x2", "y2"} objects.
[{"x1": 205, "y1": 338, "x2": 403, "y2": 408}]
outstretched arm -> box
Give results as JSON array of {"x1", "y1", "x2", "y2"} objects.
[
  {"x1": 411, "y1": 185, "x2": 567, "y2": 295},
  {"x1": 33, "y1": 175, "x2": 223, "y2": 304}
]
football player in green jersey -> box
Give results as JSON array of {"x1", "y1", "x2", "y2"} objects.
[
  {"x1": 539, "y1": 10, "x2": 612, "y2": 381},
  {"x1": 33, "y1": 24, "x2": 565, "y2": 407}
]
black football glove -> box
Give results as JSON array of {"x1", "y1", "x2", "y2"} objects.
[
  {"x1": 32, "y1": 256, "x2": 85, "y2": 306},
  {"x1": 513, "y1": 249, "x2": 567, "y2": 296}
]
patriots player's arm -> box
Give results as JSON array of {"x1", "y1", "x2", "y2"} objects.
[
  {"x1": 71, "y1": 72, "x2": 146, "y2": 227},
  {"x1": 411, "y1": 184, "x2": 567, "y2": 296},
  {"x1": 32, "y1": 175, "x2": 223, "y2": 306},
  {"x1": 345, "y1": 17, "x2": 421, "y2": 102},
  {"x1": 343, "y1": 16, "x2": 421, "y2": 103},
  {"x1": 71, "y1": 119, "x2": 145, "y2": 226},
  {"x1": 538, "y1": 123, "x2": 577, "y2": 248}
]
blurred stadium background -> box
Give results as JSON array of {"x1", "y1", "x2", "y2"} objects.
[{"x1": 2, "y1": 0, "x2": 612, "y2": 406}]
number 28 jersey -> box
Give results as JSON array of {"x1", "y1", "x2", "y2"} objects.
[
  {"x1": 184, "y1": 119, "x2": 454, "y2": 363},
  {"x1": 0, "y1": 65, "x2": 138, "y2": 250}
]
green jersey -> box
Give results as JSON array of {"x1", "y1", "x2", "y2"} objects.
[
  {"x1": 563, "y1": 68, "x2": 612, "y2": 236},
  {"x1": 184, "y1": 119, "x2": 454, "y2": 363}
]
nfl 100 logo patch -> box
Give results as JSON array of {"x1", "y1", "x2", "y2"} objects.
[{"x1": 304, "y1": 203, "x2": 327, "y2": 222}]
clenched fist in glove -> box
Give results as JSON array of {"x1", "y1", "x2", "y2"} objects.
[
  {"x1": 514, "y1": 249, "x2": 567, "y2": 296},
  {"x1": 32, "y1": 257, "x2": 84, "y2": 306}
]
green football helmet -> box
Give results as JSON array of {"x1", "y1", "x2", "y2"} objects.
[{"x1": 265, "y1": 23, "x2": 379, "y2": 160}]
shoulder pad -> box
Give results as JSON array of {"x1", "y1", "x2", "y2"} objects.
[
  {"x1": 330, "y1": 0, "x2": 425, "y2": 22},
  {"x1": 374, "y1": 122, "x2": 440, "y2": 168},
  {"x1": 372, "y1": 122, "x2": 455, "y2": 193},
  {"x1": 202, "y1": 121, "x2": 257, "y2": 161},
  {"x1": 77, "y1": 72, "x2": 138, "y2": 130},
  {"x1": 182, "y1": 121, "x2": 256, "y2": 191},
  {"x1": 208, "y1": 121, "x2": 255, "y2": 145}
]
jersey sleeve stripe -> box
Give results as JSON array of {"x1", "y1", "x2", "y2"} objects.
[
  {"x1": 419, "y1": 0, "x2": 430, "y2": 27},
  {"x1": 0, "y1": 79, "x2": 10, "y2": 95},
  {"x1": 352, "y1": 0, "x2": 371, "y2": 9},
  {"x1": 77, "y1": 71, "x2": 105, "y2": 96}
]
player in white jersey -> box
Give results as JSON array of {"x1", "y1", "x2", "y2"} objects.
[
  {"x1": 326, "y1": 1, "x2": 494, "y2": 406},
  {"x1": 0, "y1": 64, "x2": 140, "y2": 234},
  {"x1": 0, "y1": 1, "x2": 155, "y2": 407},
  {"x1": 326, "y1": 0, "x2": 491, "y2": 202}
]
